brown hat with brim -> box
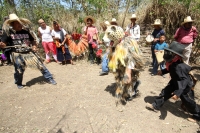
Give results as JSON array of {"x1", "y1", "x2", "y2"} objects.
[{"x1": 84, "y1": 16, "x2": 96, "y2": 24}]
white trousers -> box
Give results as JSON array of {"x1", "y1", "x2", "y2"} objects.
[{"x1": 182, "y1": 43, "x2": 192, "y2": 64}]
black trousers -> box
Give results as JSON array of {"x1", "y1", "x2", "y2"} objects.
[
  {"x1": 88, "y1": 43, "x2": 94, "y2": 62},
  {"x1": 152, "y1": 81, "x2": 200, "y2": 119}
]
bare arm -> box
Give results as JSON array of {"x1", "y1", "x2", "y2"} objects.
[
  {"x1": 38, "y1": 27, "x2": 42, "y2": 39},
  {"x1": 31, "y1": 40, "x2": 37, "y2": 51},
  {"x1": 62, "y1": 35, "x2": 67, "y2": 45}
]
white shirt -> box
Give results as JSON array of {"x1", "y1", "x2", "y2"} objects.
[
  {"x1": 51, "y1": 28, "x2": 68, "y2": 48},
  {"x1": 39, "y1": 26, "x2": 53, "y2": 42},
  {"x1": 51, "y1": 28, "x2": 67, "y2": 39},
  {"x1": 125, "y1": 24, "x2": 140, "y2": 41}
]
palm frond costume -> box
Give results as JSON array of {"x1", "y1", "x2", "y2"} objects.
[{"x1": 103, "y1": 25, "x2": 145, "y2": 103}]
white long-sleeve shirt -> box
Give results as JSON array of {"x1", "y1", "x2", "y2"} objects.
[{"x1": 125, "y1": 24, "x2": 140, "y2": 41}]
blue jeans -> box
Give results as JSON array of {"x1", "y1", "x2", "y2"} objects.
[
  {"x1": 152, "y1": 60, "x2": 165, "y2": 75},
  {"x1": 101, "y1": 53, "x2": 109, "y2": 72},
  {"x1": 13, "y1": 54, "x2": 53, "y2": 85}
]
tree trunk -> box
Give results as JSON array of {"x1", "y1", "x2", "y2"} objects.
[
  {"x1": 121, "y1": 0, "x2": 130, "y2": 28},
  {"x1": 7, "y1": 0, "x2": 17, "y2": 14}
]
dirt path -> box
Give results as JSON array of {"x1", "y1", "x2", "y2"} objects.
[{"x1": 0, "y1": 48, "x2": 200, "y2": 133}]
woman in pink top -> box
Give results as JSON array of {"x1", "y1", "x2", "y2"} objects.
[
  {"x1": 174, "y1": 16, "x2": 198, "y2": 64},
  {"x1": 83, "y1": 16, "x2": 99, "y2": 64}
]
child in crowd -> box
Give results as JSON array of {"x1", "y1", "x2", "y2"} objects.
[
  {"x1": 152, "y1": 35, "x2": 168, "y2": 77},
  {"x1": 99, "y1": 48, "x2": 110, "y2": 76},
  {"x1": 83, "y1": 16, "x2": 99, "y2": 64}
]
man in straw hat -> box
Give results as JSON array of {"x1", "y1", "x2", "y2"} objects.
[
  {"x1": 146, "y1": 41, "x2": 200, "y2": 123},
  {"x1": 150, "y1": 19, "x2": 165, "y2": 68},
  {"x1": 0, "y1": 13, "x2": 57, "y2": 89},
  {"x1": 110, "y1": 18, "x2": 118, "y2": 26},
  {"x1": 38, "y1": 19, "x2": 57, "y2": 64},
  {"x1": 125, "y1": 14, "x2": 140, "y2": 41},
  {"x1": 83, "y1": 15, "x2": 99, "y2": 64},
  {"x1": 174, "y1": 16, "x2": 198, "y2": 64}
]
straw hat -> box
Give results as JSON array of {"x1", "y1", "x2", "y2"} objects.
[
  {"x1": 3, "y1": 16, "x2": 9, "y2": 22},
  {"x1": 110, "y1": 18, "x2": 117, "y2": 23},
  {"x1": 181, "y1": 16, "x2": 194, "y2": 25},
  {"x1": 145, "y1": 35, "x2": 154, "y2": 43},
  {"x1": 130, "y1": 14, "x2": 137, "y2": 19},
  {"x1": 3, "y1": 14, "x2": 31, "y2": 26},
  {"x1": 84, "y1": 16, "x2": 96, "y2": 24},
  {"x1": 104, "y1": 21, "x2": 110, "y2": 26},
  {"x1": 151, "y1": 19, "x2": 162, "y2": 26},
  {"x1": 110, "y1": 18, "x2": 118, "y2": 25},
  {"x1": 3, "y1": 13, "x2": 31, "y2": 34},
  {"x1": 100, "y1": 21, "x2": 110, "y2": 26}
]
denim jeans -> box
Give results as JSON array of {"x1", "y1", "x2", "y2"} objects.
[
  {"x1": 152, "y1": 60, "x2": 165, "y2": 75},
  {"x1": 13, "y1": 53, "x2": 53, "y2": 85},
  {"x1": 101, "y1": 53, "x2": 109, "y2": 72}
]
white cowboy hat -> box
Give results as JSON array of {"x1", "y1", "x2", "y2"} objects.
[
  {"x1": 110, "y1": 18, "x2": 118, "y2": 25},
  {"x1": 181, "y1": 16, "x2": 194, "y2": 25},
  {"x1": 151, "y1": 19, "x2": 162, "y2": 26},
  {"x1": 111, "y1": 18, "x2": 117, "y2": 22},
  {"x1": 145, "y1": 35, "x2": 154, "y2": 43},
  {"x1": 100, "y1": 21, "x2": 110, "y2": 30},
  {"x1": 84, "y1": 16, "x2": 96, "y2": 24},
  {"x1": 130, "y1": 14, "x2": 137, "y2": 19},
  {"x1": 104, "y1": 21, "x2": 110, "y2": 26}
]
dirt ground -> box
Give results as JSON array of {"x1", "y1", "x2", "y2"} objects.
[{"x1": 0, "y1": 47, "x2": 200, "y2": 133}]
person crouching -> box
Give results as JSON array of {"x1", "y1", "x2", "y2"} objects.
[{"x1": 146, "y1": 41, "x2": 200, "y2": 122}]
